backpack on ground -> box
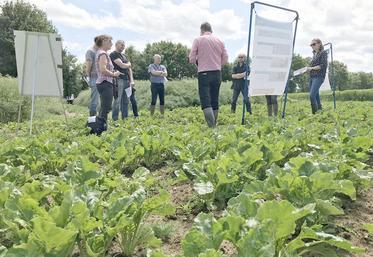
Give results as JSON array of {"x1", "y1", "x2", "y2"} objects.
[{"x1": 86, "y1": 116, "x2": 107, "y2": 135}]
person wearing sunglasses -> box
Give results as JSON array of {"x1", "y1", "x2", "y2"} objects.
[
  {"x1": 307, "y1": 38, "x2": 328, "y2": 114},
  {"x1": 231, "y1": 54, "x2": 252, "y2": 114}
]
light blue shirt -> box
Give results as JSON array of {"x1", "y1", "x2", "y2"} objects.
[{"x1": 148, "y1": 63, "x2": 167, "y2": 83}]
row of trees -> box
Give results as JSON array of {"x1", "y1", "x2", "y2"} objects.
[
  {"x1": 290, "y1": 54, "x2": 372, "y2": 92},
  {"x1": 127, "y1": 46, "x2": 372, "y2": 93},
  {"x1": 1, "y1": 0, "x2": 372, "y2": 98},
  {"x1": 125, "y1": 42, "x2": 235, "y2": 82}
]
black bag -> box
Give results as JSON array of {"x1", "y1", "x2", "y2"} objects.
[{"x1": 87, "y1": 116, "x2": 107, "y2": 136}]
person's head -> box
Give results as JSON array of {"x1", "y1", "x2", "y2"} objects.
[
  {"x1": 95, "y1": 35, "x2": 113, "y2": 51},
  {"x1": 153, "y1": 54, "x2": 161, "y2": 65},
  {"x1": 115, "y1": 40, "x2": 125, "y2": 53},
  {"x1": 310, "y1": 38, "x2": 324, "y2": 53},
  {"x1": 237, "y1": 53, "x2": 246, "y2": 64},
  {"x1": 93, "y1": 36, "x2": 99, "y2": 49},
  {"x1": 200, "y1": 22, "x2": 212, "y2": 35}
]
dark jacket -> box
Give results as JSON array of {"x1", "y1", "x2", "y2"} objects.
[{"x1": 310, "y1": 50, "x2": 328, "y2": 78}]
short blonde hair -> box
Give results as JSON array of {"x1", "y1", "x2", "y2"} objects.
[{"x1": 116, "y1": 40, "x2": 125, "y2": 46}]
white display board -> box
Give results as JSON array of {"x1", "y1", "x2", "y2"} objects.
[
  {"x1": 320, "y1": 65, "x2": 331, "y2": 91},
  {"x1": 14, "y1": 30, "x2": 63, "y2": 97},
  {"x1": 249, "y1": 15, "x2": 294, "y2": 96},
  {"x1": 320, "y1": 49, "x2": 331, "y2": 91}
]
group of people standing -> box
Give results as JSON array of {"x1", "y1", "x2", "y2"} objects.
[
  {"x1": 229, "y1": 38, "x2": 328, "y2": 118},
  {"x1": 85, "y1": 22, "x2": 328, "y2": 128},
  {"x1": 85, "y1": 36, "x2": 166, "y2": 121}
]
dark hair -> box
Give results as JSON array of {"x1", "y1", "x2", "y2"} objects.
[
  {"x1": 200, "y1": 22, "x2": 212, "y2": 33},
  {"x1": 94, "y1": 36, "x2": 99, "y2": 45},
  {"x1": 95, "y1": 35, "x2": 112, "y2": 47},
  {"x1": 312, "y1": 38, "x2": 324, "y2": 52}
]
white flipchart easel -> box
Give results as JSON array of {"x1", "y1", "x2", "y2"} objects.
[{"x1": 14, "y1": 30, "x2": 67, "y2": 134}]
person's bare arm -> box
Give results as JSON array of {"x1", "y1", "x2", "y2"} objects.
[
  {"x1": 129, "y1": 68, "x2": 135, "y2": 86},
  {"x1": 237, "y1": 72, "x2": 246, "y2": 78},
  {"x1": 85, "y1": 59, "x2": 92, "y2": 76},
  {"x1": 99, "y1": 55, "x2": 121, "y2": 77},
  {"x1": 232, "y1": 73, "x2": 242, "y2": 79},
  {"x1": 161, "y1": 68, "x2": 167, "y2": 77},
  {"x1": 232, "y1": 72, "x2": 246, "y2": 79},
  {"x1": 113, "y1": 58, "x2": 131, "y2": 69},
  {"x1": 150, "y1": 70, "x2": 164, "y2": 76},
  {"x1": 308, "y1": 65, "x2": 321, "y2": 71}
]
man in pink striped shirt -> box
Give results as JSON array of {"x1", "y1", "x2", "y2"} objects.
[{"x1": 189, "y1": 22, "x2": 228, "y2": 128}]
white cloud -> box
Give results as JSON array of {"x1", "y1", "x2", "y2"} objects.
[
  {"x1": 11, "y1": 0, "x2": 245, "y2": 41},
  {"x1": 5, "y1": 0, "x2": 246, "y2": 62},
  {"x1": 2, "y1": 0, "x2": 372, "y2": 71},
  {"x1": 63, "y1": 41, "x2": 84, "y2": 51},
  {"x1": 116, "y1": 0, "x2": 245, "y2": 45}
]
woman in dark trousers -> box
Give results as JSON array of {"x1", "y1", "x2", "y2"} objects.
[
  {"x1": 265, "y1": 95, "x2": 278, "y2": 117},
  {"x1": 148, "y1": 54, "x2": 167, "y2": 116},
  {"x1": 307, "y1": 38, "x2": 328, "y2": 114},
  {"x1": 95, "y1": 35, "x2": 121, "y2": 121}
]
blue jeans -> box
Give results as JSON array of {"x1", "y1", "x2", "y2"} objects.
[
  {"x1": 89, "y1": 76, "x2": 99, "y2": 116},
  {"x1": 112, "y1": 78, "x2": 130, "y2": 120},
  {"x1": 309, "y1": 76, "x2": 324, "y2": 114},
  {"x1": 121, "y1": 88, "x2": 138, "y2": 118}
]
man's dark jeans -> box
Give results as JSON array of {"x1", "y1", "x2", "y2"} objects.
[
  {"x1": 231, "y1": 82, "x2": 251, "y2": 113},
  {"x1": 150, "y1": 83, "x2": 165, "y2": 106},
  {"x1": 198, "y1": 70, "x2": 221, "y2": 110}
]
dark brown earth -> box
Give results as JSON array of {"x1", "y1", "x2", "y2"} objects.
[
  {"x1": 157, "y1": 180, "x2": 373, "y2": 257},
  {"x1": 337, "y1": 187, "x2": 373, "y2": 257},
  {"x1": 85, "y1": 165, "x2": 373, "y2": 257}
]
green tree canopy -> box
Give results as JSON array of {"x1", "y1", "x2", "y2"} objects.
[
  {"x1": 125, "y1": 45, "x2": 148, "y2": 80},
  {"x1": 0, "y1": 0, "x2": 85, "y2": 98},
  {"x1": 62, "y1": 49, "x2": 85, "y2": 98},
  {"x1": 142, "y1": 41, "x2": 196, "y2": 80},
  {"x1": 0, "y1": 0, "x2": 56, "y2": 76},
  {"x1": 331, "y1": 60, "x2": 349, "y2": 91},
  {"x1": 289, "y1": 54, "x2": 311, "y2": 93}
]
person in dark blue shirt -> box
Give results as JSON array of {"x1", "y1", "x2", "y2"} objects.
[
  {"x1": 231, "y1": 54, "x2": 252, "y2": 114},
  {"x1": 307, "y1": 38, "x2": 328, "y2": 114}
]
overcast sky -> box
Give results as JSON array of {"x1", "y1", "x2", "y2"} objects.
[{"x1": 2, "y1": 0, "x2": 372, "y2": 72}]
